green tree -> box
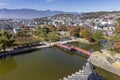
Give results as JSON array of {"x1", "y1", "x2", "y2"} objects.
[
  {"x1": 34, "y1": 26, "x2": 41, "y2": 36},
  {"x1": 80, "y1": 29, "x2": 90, "y2": 38},
  {"x1": 68, "y1": 30, "x2": 73, "y2": 37},
  {"x1": 115, "y1": 18, "x2": 120, "y2": 34},
  {"x1": 110, "y1": 18, "x2": 120, "y2": 42},
  {"x1": 93, "y1": 30, "x2": 104, "y2": 42},
  {"x1": 111, "y1": 18, "x2": 120, "y2": 42},
  {"x1": 39, "y1": 27, "x2": 49, "y2": 41},
  {"x1": 17, "y1": 31, "x2": 29, "y2": 37},
  {"x1": 0, "y1": 30, "x2": 15, "y2": 52},
  {"x1": 111, "y1": 34, "x2": 120, "y2": 42},
  {"x1": 111, "y1": 19, "x2": 120, "y2": 50},
  {"x1": 47, "y1": 31, "x2": 58, "y2": 42},
  {"x1": 0, "y1": 44, "x2": 2, "y2": 51},
  {"x1": 67, "y1": 26, "x2": 80, "y2": 37}
]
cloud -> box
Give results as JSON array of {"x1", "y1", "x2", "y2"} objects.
[
  {"x1": 0, "y1": 3, "x2": 9, "y2": 6},
  {"x1": 0, "y1": 0, "x2": 13, "y2": 1},
  {"x1": 0, "y1": 0, "x2": 12, "y2": 6},
  {"x1": 46, "y1": 0, "x2": 56, "y2": 2}
]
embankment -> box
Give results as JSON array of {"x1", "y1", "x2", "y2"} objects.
[{"x1": 89, "y1": 51, "x2": 120, "y2": 76}]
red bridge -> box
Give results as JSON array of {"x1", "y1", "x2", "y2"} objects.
[{"x1": 55, "y1": 43, "x2": 92, "y2": 56}]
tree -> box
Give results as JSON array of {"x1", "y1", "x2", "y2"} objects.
[
  {"x1": 68, "y1": 30, "x2": 73, "y2": 37},
  {"x1": 115, "y1": 18, "x2": 120, "y2": 34},
  {"x1": 80, "y1": 29, "x2": 90, "y2": 38},
  {"x1": 111, "y1": 18, "x2": 120, "y2": 42},
  {"x1": 0, "y1": 44, "x2": 2, "y2": 51},
  {"x1": 93, "y1": 30, "x2": 104, "y2": 42},
  {"x1": 47, "y1": 31, "x2": 58, "y2": 42},
  {"x1": 111, "y1": 34, "x2": 120, "y2": 42},
  {"x1": 33, "y1": 26, "x2": 41, "y2": 36},
  {"x1": 110, "y1": 18, "x2": 120, "y2": 49},
  {"x1": 68, "y1": 26, "x2": 80, "y2": 37},
  {"x1": 39, "y1": 26, "x2": 50, "y2": 41},
  {"x1": 0, "y1": 30, "x2": 15, "y2": 52},
  {"x1": 16, "y1": 30, "x2": 29, "y2": 37}
]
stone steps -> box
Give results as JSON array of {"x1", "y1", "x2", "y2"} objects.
[{"x1": 62, "y1": 61, "x2": 104, "y2": 80}]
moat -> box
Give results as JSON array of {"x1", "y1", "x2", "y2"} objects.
[{"x1": 0, "y1": 42, "x2": 119, "y2": 80}]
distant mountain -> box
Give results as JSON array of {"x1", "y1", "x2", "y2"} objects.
[{"x1": 0, "y1": 8, "x2": 78, "y2": 19}]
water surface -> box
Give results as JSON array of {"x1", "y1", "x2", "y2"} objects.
[
  {"x1": 0, "y1": 47, "x2": 86, "y2": 80},
  {"x1": 68, "y1": 42, "x2": 120, "y2": 80},
  {"x1": 0, "y1": 42, "x2": 119, "y2": 80}
]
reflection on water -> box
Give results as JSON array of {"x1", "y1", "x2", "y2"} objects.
[
  {"x1": 0, "y1": 42, "x2": 119, "y2": 80},
  {"x1": 0, "y1": 48, "x2": 87, "y2": 80},
  {"x1": 95, "y1": 66, "x2": 120, "y2": 80},
  {"x1": 54, "y1": 47, "x2": 88, "y2": 60},
  {"x1": 0, "y1": 57, "x2": 17, "y2": 74},
  {"x1": 68, "y1": 42, "x2": 102, "y2": 52}
]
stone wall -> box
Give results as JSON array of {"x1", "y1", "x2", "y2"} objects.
[
  {"x1": 89, "y1": 52, "x2": 120, "y2": 76},
  {"x1": 62, "y1": 61, "x2": 104, "y2": 80}
]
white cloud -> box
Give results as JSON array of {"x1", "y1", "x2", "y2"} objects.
[
  {"x1": 46, "y1": 0, "x2": 55, "y2": 2},
  {"x1": 0, "y1": 0, "x2": 10, "y2": 2},
  {"x1": 0, "y1": 3, "x2": 9, "y2": 6},
  {"x1": 0, "y1": 0, "x2": 12, "y2": 1},
  {"x1": 0, "y1": 0, "x2": 12, "y2": 6}
]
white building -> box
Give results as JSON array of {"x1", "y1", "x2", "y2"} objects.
[{"x1": 13, "y1": 27, "x2": 22, "y2": 34}]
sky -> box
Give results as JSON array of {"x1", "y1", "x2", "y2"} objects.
[{"x1": 0, "y1": 0, "x2": 120, "y2": 12}]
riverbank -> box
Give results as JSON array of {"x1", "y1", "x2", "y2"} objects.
[
  {"x1": 0, "y1": 38, "x2": 83, "y2": 58},
  {"x1": 89, "y1": 51, "x2": 120, "y2": 77},
  {"x1": 0, "y1": 47, "x2": 36, "y2": 57}
]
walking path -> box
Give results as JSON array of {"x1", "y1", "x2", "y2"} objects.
[
  {"x1": 0, "y1": 38, "x2": 82, "y2": 58},
  {"x1": 36, "y1": 38, "x2": 80, "y2": 49}
]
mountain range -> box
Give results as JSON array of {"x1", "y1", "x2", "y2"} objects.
[{"x1": 0, "y1": 8, "x2": 78, "y2": 19}]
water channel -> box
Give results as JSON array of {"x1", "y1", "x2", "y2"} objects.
[
  {"x1": 0, "y1": 42, "x2": 119, "y2": 80},
  {"x1": 68, "y1": 42, "x2": 120, "y2": 80}
]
